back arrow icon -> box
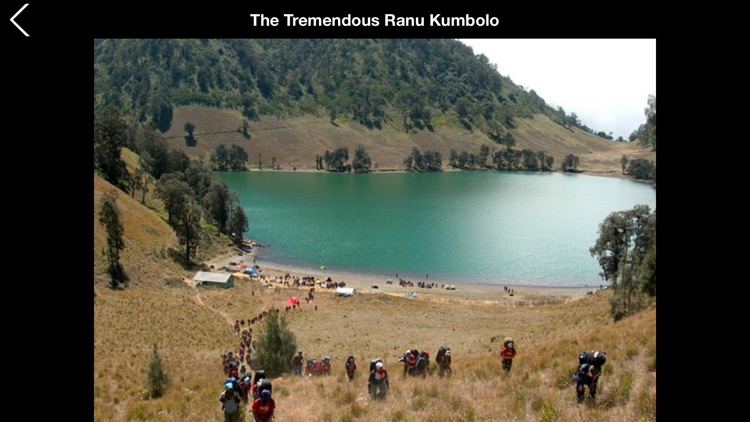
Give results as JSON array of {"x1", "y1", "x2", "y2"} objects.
[{"x1": 11, "y1": 3, "x2": 29, "y2": 37}]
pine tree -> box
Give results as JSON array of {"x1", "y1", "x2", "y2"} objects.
[
  {"x1": 252, "y1": 309, "x2": 297, "y2": 377},
  {"x1": 98, "y1": 192, "x2": 127, "y2": 289},
  {"x1": 147, "y1": 343, "x2": 169, "y2": 398}
]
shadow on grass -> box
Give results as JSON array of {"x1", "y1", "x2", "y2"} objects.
[{"x1": 167, "y1": 248, "x2": 210, "y2": 272}]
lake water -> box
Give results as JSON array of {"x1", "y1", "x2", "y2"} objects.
[{"x1": 216, "y1": 171, "x2": 656, "y2": 287}]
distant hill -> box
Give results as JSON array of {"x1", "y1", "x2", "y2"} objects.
[{"x1": 94, "y1": 39, "x2": 655, "y2": 175}]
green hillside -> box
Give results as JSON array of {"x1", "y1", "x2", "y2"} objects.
[{"x1": 94, "y1": 39, "x2": 654, "y2": 176}]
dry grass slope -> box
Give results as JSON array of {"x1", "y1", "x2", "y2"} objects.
[
  {"x1": 163, "y1": 106, "x2": 656, "y2": 176},
  {"x1": 94, "y1": 174, "x2": 181, "y2": 285},
  {"x1": 94, "y1": 273, "x2": 656, "y2": 421}
]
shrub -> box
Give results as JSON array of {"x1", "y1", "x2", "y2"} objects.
[
  {"x1": 146, "y1": 343, "x2": 169, "y2": 399},
  {"x1": 252, "y1": 308, "x2": 298, "y2": 377}
]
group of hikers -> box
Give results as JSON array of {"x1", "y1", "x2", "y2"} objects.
[
  {"x1": 219, "y1": 358, "x2": 276, "y2": 421},
  {"x1": 220, "y1": 369, "x2": 275, "y2": 422},
  {"x1": 217, "y1": 276, "x2": 605, "y2": 419},
  {"x1": 220, "y1": 341, "x2": 276, "y2": 422},
  {"x1": 219, "y1": 334, "x2": 605, "y2": 420}
]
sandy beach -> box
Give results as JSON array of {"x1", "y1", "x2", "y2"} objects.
[{"x1": 206, "y1": 246, "x2": 604, "y2": 304}]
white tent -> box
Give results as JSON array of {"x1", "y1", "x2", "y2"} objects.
[{"x1": 336, "y1": 287, "x2": 356, "y2": 297}]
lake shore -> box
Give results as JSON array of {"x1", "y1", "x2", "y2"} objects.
[
  {"x1": 242, "y1": 166, "x2": 636, "y2": 182},
  {"x1": 206, "y1": 248, "x2": 605, "y2": 304}
]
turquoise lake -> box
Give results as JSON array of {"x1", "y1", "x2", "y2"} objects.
[{"x1": 216, "y1": 171, "x2": 656, "y2": 287}]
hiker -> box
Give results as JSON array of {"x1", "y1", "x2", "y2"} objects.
[
  {"x1": 368, "y1": 361, "x2": 389, "y2": 399},
  {"x1": 320, "y1": 356, "x2": 332, "y2": 374},
  {"x1": 500, "y1": 337, "x2": 517, "y2": 372},
  {"x1": 251, "y1": 389, "x2": 275, "y2": 422},
  {"x1": 292, "y1": 351, "x2": 304, "y2": 376},
  {"x1": 238, "y1": 373, "x2": 253, "y2": 402},
  {"x1": 575, "y1": 351, "x2": 606, "y2": 404},
  {"x1": 251, "y1": 370, "x2": 272, "y2": 400},
  {"x1": 228, "y1": 361, "x2": 239, "y2": 378},
  {"x1": 345, "y1": 355, "x2": 357, "y2": 381},
  {"x1": 399, "y1": 349, "x2": 417, "y2": 375},
  {"x1": 414, "y1": 350, "x2": 430, "y2": 377},
  {"x1": 219, "y1": 382, "x2": 243, "y2": 422},
  {"x1": 436, "y1": 346, "x2": 452, "y2": 377}
]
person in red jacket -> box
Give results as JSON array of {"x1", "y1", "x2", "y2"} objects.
[
  {"x1": 251, "y1": 389, "x2": 275, "y2": 422},
  {"x1": 500, "y1": 337, "x2": 517, "y2": 372}
]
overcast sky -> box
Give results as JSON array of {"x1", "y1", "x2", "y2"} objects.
[{"x1": 459, "y1": 39, "x2": 656, "y2": 140}]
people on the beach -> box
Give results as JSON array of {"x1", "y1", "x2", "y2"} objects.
[
  {"x1": 575, "y1": 351, "x2": 606, "y2": 404},
  {"x1": 368, "y1": 361, "x2": 389, "y2": 399},
  {"x1": 501, "y1": 337, "x2": 517, "y2": 372}
]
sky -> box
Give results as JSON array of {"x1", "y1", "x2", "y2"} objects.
[{"x1": 459, "y1": 39, "x2": 656, "y2": 140}]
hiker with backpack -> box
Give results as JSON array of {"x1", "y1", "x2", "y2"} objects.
[
  {"x1": 238, "y1": 370, "x2": 254, "y2": 402},
  {"x1": 368, "y1": 360, "x2": 389, "y2": 399},
  {"x1": 413, "y1": 350, "x2": 430, "y2": 377},
  {"x1": 500, "y1": 337, "x2": 517, "y2": 372},
  {"x1": 345, "y1": 355, "x2": 357, "y2": 381},
  {"x1": 219, "y1": 382, "x2": 243, "y2": 422},
  {"x1": 251, "y1": 389, "x2": 275, "y2": 422},
  {"x1": 436, "y1": 346, "x2": 452, "y2": 377},
  {"x1": 398, "y1": 349, "x2": 417, "y2": 375},
  {"x1": 228, "y1": 361, "x2": 239, "y2": 378},
  {"x1": 251, "y1": 370, "x2": 273, "y2": 400},
  {"x1": 575, "y1": 350, "x2": 606, "y2": 404},
  {"x1": 292, "y1": 351, "x2": 304, "y2": 377}
]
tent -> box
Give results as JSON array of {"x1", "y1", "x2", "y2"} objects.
[
  {"x1": 335, "y1": 287, "x2": 356, "y2": 297},
  {"x1": 287, "y1": 297, "x2": 300, "y2": 306}
]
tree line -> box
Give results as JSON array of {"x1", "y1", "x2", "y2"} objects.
[
  {"x1": 210, "y1": 144, "x2": 249, "y2": 171},
  {"x1": 448, "y1": 144, "x2": 555, "y2": 172},
  {"x1": 310, "y1": 143, "x2": 584, "y2": 174},
  {"x1": 316, "y1": 146, "x2": 373, "y2": 173}
]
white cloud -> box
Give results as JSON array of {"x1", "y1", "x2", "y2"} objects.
[{"x1": 459, "y1": 39, "x2": 656, "y2": 140}]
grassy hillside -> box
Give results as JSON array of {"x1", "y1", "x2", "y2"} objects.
[
  {"x1": 94, "y1": 271, "x2": 656, "y2": 421},
  {"x1": 163, "y1": 105, "x2": 655, "y2": 176},
  {"x1": 94, "y1": 174, "x2": 181, "y2": 285}
]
